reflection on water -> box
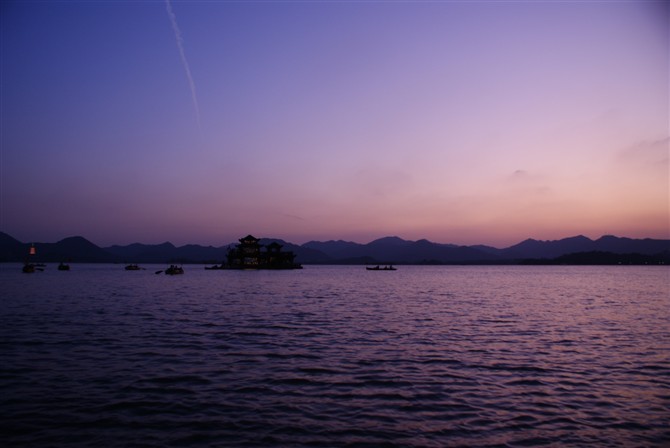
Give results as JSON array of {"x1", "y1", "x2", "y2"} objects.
[{"x1": 1, "y1": 265, "x2": 668, "y2": 446}]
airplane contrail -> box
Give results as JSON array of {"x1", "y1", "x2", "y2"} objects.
[{"x1": 165, "y1": 0, "x2": 201, "y2": 130}]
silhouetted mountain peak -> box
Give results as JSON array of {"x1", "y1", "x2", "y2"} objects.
[
  {"x1": 565, "y1": 235, "x2": 592, "y2": 243},
  {"x1": 305, "y1": 239, "x2": 353, "y2": 245},
  {"x1": 58, "y1": 236, "x2": 93, "y2": 245},
  {"x1": 504, "y1": 235, "x2": 595, "y2": 259},
  {"x1": 180, "y1": 243, "x2": 217, "y2": 250},
  {"x1": 55, "y1": 236, "x2": 104, "y2": 254},
  {"x1": 596, "y1": 235, "x2": 630, "y2": 243},
  {"x1": 259, "y1": 238, "x2": 288, "y2": 246},
  {"x1": 303, "y1": 239, "x2": 358, "y2": 248},
  {"x1": 0, "y1": 231, "x2": 22, "y2": 245},
  {"x1": 508, "y1": 238, "x2": 540, "y2": 250},
  {"x1": 368, "y1": 236, "x2": 410, "y2": 246}
]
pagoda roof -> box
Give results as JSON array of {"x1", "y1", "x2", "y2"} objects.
[{"x1": 240, "y1": 234, "x2": 260, "y2": 242}]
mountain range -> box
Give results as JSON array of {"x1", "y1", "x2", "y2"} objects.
[{"x1": 1, "y1": 231, "x2": 668, "y2": 265}]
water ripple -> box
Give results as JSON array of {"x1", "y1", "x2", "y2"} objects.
[{"x1": 1, "y1": 265, "x2": 668, "y2": 447}]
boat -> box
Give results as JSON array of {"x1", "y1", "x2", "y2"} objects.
[
  {"x1": 22, "y1": 244, "x2": 43, "y2": 273},
  {"x1": 165, "y1": 265, "x2": 184, "y2": 275},
  {"x1": 204, "y1": 264, "x2": 225, "y2": 270},
  {"x1": 58, "y1": 262, "x2": 70, "y2": 271},
  {"x1": 124, "y1": 264, "x2": 142, "y2": 271},
  {"x1": 366, "y1": 265, "x2": 397, "y2": 271}
]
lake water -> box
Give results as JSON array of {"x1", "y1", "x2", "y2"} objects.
[{"x1": 1, "y1": 264, "x2": 668, "y2": 447}]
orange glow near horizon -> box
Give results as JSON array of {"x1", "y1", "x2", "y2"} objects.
[{"x1": 1, "y1": 2, "x2": 667, "y2": 247}]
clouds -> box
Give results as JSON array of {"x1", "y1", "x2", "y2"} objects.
[{"x1": 619, "y1": 138, "x2": 670, "y2": 171}]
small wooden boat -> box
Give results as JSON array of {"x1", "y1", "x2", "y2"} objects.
[
  {"x1": 165, "y1": 265, "x2": 184, "y2": 275},
  {"x1": 22, "y1": 244, "x2": 43, "y2": 272},
  {"x1": 124, "y1": 264, "x2": 142, "y2": 271},
  {"x1": 58, "y1": 262, "x2": 70, "y2": 271},
  {"x1": 366, "y1": 265, "x2": 397, "y2": 271}
]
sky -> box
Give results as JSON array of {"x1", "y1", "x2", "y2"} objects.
[{"x1": 1, "y1": 0, "x2": 668, "y2": 248}]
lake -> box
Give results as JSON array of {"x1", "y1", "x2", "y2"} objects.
[{"x1": 1, "y1": 264, "x2": 668, "y2": 447}]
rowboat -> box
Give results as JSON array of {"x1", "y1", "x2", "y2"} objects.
[{"x1": 366, "y1": 265, "x2": 396, "y2": 271}]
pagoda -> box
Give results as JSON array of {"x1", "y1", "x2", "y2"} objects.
[{"x1": 225, "y1": 235, "x2": 302, "y2": 269}]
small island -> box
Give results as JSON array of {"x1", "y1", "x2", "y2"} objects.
[{"x1": 216, "y1": 235, "x2": 302, "y2": 270}]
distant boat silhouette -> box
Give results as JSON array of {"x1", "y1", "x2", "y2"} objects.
[
  {"x1": 22, "y1": 244, "x2": 43, "y2": 273},
  {"x1": 204, "y1": 264, "x2": 225, "y2": 270},
  {"x1": 366, "y1": 265, "x2": 396, "y2": 271},
  {"x1": 124, "y1": 264, "x2": 143, "y2": 271},
  {"x1": 165, "y1": 265, "x2": 184, "y2": 275},
  {"x1": 58, "y1": 262, "x2": 70, "y2": 271}
]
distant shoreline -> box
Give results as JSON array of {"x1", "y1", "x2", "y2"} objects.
[{"x1": 1, "y1": 232, "x2": 668, "y2": 265}]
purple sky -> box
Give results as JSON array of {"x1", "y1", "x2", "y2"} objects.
[{"x1": 1, "y1": 1, "x2": 668, "y2": 247}]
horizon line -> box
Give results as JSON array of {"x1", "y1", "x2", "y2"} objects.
[{"x1": 2, "y1": 230, "x2": 668, "y2": 251}]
